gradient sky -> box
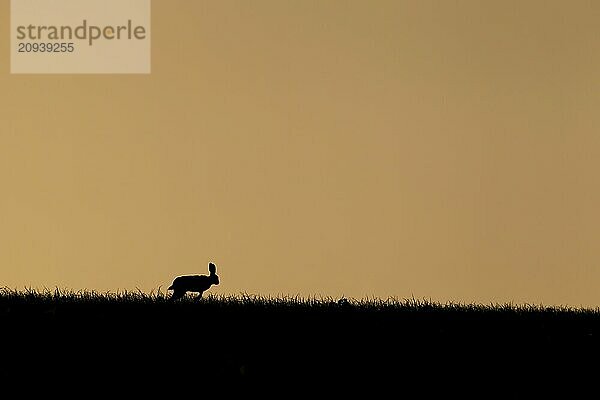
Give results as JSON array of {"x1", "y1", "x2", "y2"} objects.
[{"x1": 2, "y1": 1, "x2": 600, "y2": 306}]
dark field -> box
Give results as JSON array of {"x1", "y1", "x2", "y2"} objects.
[{"x1": 0, "y1": 288, "x2": 597, "y2": 396}]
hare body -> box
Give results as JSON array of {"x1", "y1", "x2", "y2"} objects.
[{"x1": 168, "y1": 262, "x2": 219, "y2": 300}]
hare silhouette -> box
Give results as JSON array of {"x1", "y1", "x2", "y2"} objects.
[{"x1": 168, "y1": 262, "x2": 219, "y2": 300}]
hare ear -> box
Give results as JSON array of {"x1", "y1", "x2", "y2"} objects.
[{"x1": 208, "y1": 262, "x2": 216, "y2": 274}]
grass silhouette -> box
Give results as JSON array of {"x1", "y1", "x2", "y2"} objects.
[
  {"x1": 4, "y1": 287, "x2": 599, "y2": 312},
  {"x1": 0, "y1": 288, "x2": 597, "y2": 395}
]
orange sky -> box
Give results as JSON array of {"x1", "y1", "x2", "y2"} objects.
[{"x1": 1, "y1": 1, "x2": 600, "y2": 306}]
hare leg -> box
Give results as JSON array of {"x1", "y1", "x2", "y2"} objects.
[{"x1": 170, "y1": 289, "x2": 186, "y2": 301}]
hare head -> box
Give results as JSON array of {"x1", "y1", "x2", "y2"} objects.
[{"x1": 208, "y1": 262, "x2": 219, "y2": 285}]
